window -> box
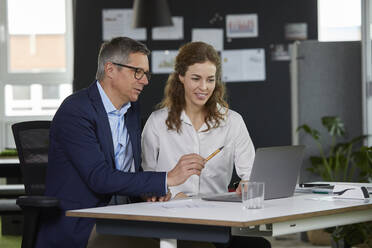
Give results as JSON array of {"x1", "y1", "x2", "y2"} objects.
[
  {"x1": 318, "y1": 0, "x2": 361, "y2": 41},
  {"x1": 0, "y1": 0, "x2": 73, "y2": 117}
]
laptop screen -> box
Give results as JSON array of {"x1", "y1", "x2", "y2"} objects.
[{"x1": 202, "y1": 145, "x2": 305, "y2": 202}]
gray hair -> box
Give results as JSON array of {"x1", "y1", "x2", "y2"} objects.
[{"x1": 95, "y1": 37, "x2": 150, "y2": 81}]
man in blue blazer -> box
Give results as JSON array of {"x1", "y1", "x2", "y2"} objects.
[{"x1": 35, "y1": 37, "x2": 206, "y2": 248}]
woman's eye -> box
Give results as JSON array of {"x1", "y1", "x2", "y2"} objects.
[{"x1": 192, "y1": 78, "x2": 199, "y2": 81}]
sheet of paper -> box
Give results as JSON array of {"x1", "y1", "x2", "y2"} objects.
[
  {"x1": 102, "y1": 9, "x2": 146, "y2": 41},
  {"x1": 305, "y1": 196, "x2": 370, "y2": 203},
  {"x1": 221, "y1": 49, "x2": 266, "y2": 82},
  {"x1": 226, "y1": 14, "x2": 258, "y2": 38},
  {"x1": 191, "y1": 28, "x2": 224, "y2": 51},
  {"x1": 157, "y1": 199, "x2": 221, "y2": 209},
  {"x1": 152, "y1": 17, "x2": 183, "y2": 40},
  {"x1": 304, "y1": 196, "x2": 335, "y2": 201},
  {"x1": 152, "y1": 50, "x2": 178, "y2": 74}
]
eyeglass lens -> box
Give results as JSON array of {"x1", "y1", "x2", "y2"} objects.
[
  {"x1": 135, "y1": 69, "x2": 151, "y2": 81},
  {"x1": 112, "y1": 62, "x2": 151, "y2": 81}
]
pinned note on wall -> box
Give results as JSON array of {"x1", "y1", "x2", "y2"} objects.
[
  {"x1": 102, "y1": 9, "x2": 146, "y2": 41},
  {"x1": 221, "y1": 49, "x2": 266, "y2": 82}
]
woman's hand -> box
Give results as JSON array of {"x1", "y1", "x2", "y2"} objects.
[
  {"x1": 235, "y1": 180, "x2": 246, "y2": 194},
  {"x1": 174, "y1": 192, "x2": 188, "y2": 199}
]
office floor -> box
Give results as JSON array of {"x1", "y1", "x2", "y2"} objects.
[
  {"x1": 0, "y1": 219, "x2": 333, "y2": 248},
  {"x1": 0, "y1": 217, "x2": 21, "y2": 248},
  {"x1": 0, "y1": 233, "x2": 331, "y2": 248}
]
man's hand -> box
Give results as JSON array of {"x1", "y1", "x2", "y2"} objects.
[
  {"x1": 146, "y1": 191, "x2": 172, "y2": 202},
  {"x1": 166, "y1": 154, "x2": 205, "y2": 187}
]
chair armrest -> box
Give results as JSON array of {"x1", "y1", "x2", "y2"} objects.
[{"x1": 16, "y1": 195, "x2": 59, "y2": 208}]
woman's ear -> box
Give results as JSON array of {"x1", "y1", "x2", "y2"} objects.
[{"x1": 178, "y1": 74, "x2": 185, "y2": 84}]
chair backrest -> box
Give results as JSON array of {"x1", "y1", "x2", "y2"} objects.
[
  {"x1": 12, "y1": 121, "x2": 51, "y2": 195},
  {"x1": 12, "y1": 121, "x2": 50, "y2": 164}
]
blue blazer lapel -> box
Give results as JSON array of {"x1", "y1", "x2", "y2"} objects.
[
  {"x1": 125, "y1": 102, "x2": 141, "y2": 171},
  {"x1": 87, "y1": 82, "x2": 115, "y2": 168}
]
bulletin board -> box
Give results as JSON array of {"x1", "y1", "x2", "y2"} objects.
[{"x1": 73, "y1": 0, "x2": 318, "y2": 149}]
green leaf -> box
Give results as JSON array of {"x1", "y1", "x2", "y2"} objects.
[
  {"x1": 297, "y1": 124, "x2": 320, "y2": 140},
  {"x1": 321, "y1": 116, "x2": 345, "y2": 137}
]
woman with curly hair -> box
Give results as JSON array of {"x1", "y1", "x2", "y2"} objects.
[
  {"x1": 142, "y1": 41, "x2": 256, "y2": 198},
  {"x1": 142, "y1": 41, "x2": 271, "y2": 248}
]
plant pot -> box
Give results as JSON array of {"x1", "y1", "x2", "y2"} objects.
[{"x1": 307, "y1": 229, "x2": 332, "y2": 246}]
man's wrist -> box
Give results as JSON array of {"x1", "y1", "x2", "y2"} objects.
[
  {"x1": 165, "y1": 172, "x2": 170, "y2": 193},
  {"x1": 166, "y1": 172, "x2": 174, "y2": 187}
]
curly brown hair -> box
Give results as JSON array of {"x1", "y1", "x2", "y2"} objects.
[{"x1": 159, "y1": 41, "x2": 228, "y2": 132}]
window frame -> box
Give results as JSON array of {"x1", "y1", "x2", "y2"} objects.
[
  {"x1": 0, "y1": 0, "x2": 74, "y2": 85},
  {"x1": 0, "y1": 0, "x2": 74, "y2": 150},
  {"x1": 317, "y1": 0, "x2": 361, "y2": 42}
]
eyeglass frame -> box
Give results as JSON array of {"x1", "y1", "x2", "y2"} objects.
[{"x1": 111, "y1": 62, "x2": 151, "y2": 81}]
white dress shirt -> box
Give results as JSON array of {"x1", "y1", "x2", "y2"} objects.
[
  {"x1": 141, "y1": 107, "x2": 255, "y2": 198},
  {"x1": 97, "y1": 81, "x2": 134, "y2": 172}
]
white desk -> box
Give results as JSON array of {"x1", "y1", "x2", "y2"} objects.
[
  {"x1": 67, "y1": 193, "x2": 372, "y2": 248},
  {"x1": 0, "y1": 158, "x2": 19, "y2": 164}
]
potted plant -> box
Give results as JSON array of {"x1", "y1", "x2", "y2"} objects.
[{"x1": 297, "y1": 116, "x2": 372, "y2": 248}]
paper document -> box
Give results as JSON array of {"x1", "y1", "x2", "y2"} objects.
[
  {"x1": 221, "y1": 49, "x2": 266, "y2": 82},
  {"x1": 152, "y1": 17, "x2": 183, "y2": 40},
  {"x1": 151, "y1": 50, "x2": 178, "y2": 74},
  {"x1": 192, "y1": 28, "x2": 224, "y2": 51},
  {"x1": 157, "y1": 199, "x2": 220, "y2": 209},
  {"x1": 102, "y1": 9, "x2": 146, "y2": 41}
]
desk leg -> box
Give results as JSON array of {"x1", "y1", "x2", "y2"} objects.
[{"x1": 160, "y1": 238, "x2": 177, "y2": 248}]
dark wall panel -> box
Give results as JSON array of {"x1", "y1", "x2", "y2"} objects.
[{"x1": 73, "y1": 0, "x2": 317, "y2": 148}]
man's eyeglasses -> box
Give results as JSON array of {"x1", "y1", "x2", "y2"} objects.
[{"x1": 112, "y1": 62, "x2": 151, "y2": 81}]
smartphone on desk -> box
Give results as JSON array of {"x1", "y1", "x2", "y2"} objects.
[
  {"x1": 299, "y1": 183, "x2": 331, "y2": 188},
  {"x1": 313, "y1": 186, "x2": 334, "y2": 194},
  {"x1": 298, "y1": 183, "x2": 334, "y2": 194}
]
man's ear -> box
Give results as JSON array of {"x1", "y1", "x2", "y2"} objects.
[{"x1": 105, "y1": 62, "x2": 115, "y2": 79}]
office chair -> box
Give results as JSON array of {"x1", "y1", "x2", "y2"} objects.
[
  {"x1": 0, "y1": 164, "x2": 22, "y2": 235},
  {"x1": 12, "y1": 121, "x2": 59, "y2": 248}
]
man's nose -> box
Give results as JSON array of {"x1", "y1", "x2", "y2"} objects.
[{"x1": 140, "y1": 75, "x2": 149, "y2": 85}]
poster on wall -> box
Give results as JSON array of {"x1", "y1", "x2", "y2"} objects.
[
  {"x1": 221, "y1": 49, "x2": 266, "y2": 82},
  {"x1": 102, "y1": 9, "x2": 146, "y2": 41},
  {"x1": 191, "y1": 28, "x2": 224, "y2": 51},
  {"x1": 152, "y1": 17, "x2": 183, "y2": 40},
  {"x1": 226, "y1": 14, "x2": 258, "y2": 38},
  {"x1": 284, "y1": 23, "x2": 307, "y2": 40},
  {"x1": 152, "y1": 50, "x2": 178, "y2": 74},
  {"x1": 270, "y1": 44, "x2": 291, "y2": 61}
]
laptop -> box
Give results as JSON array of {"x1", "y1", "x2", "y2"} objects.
[{"x1": 202, "y1": 145, "x2": 305, "y2": 202}]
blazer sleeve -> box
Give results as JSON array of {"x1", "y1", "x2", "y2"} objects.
[{"x1": 52, "y1": 100, "x2": 166, "y2": 197}]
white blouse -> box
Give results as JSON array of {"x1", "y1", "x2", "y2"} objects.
[{"x1": 141, "y1": 107, "x2": 255, "y2": 198}]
